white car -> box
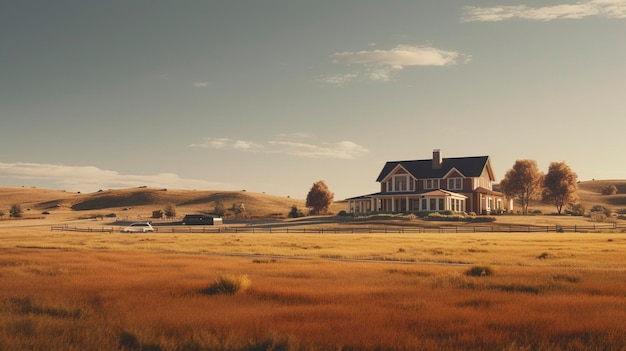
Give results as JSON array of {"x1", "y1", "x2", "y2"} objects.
[{"x1": 121, "y1": 222, "x2": 155, "y2": 233}]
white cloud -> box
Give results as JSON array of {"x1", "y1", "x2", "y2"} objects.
[
  {"x1": 321, "y1": 44, "x2": 469, "y2": 85},
  {"x1": 191, "y1": 137, "x2": 369, "y2": 159},
  {"x1": 189, "y1": 138, "x2": 264, "y2": 152},
  {"x1": 0, "y1": 162, "x2": 229, "y2": 192},
  {"x1": 268, "y1": 141, "x2": 369, "y2": 159},
  {"x1": 462, "y1": 0, "x2": 626, "y2": 22},
  {"x1": 332, "y1": 45, "x2": 465, "y2": 68},
  {"x1": 316, "y1": 73, "x2": 358, "y2": 86},
  {"x1": 193, "y1": 82, "x2": 208, "y2": 88}
]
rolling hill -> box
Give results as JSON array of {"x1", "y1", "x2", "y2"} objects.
[
  {"x1": 0, "y1": 179, "x2": 624, "y2": 222},
  {"x1": 0, "y1": 186, "x2": 346, "y2": 221}
]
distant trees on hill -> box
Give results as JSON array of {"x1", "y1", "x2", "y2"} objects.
[
  {"x1": 9, "y1": 204, "x2": 23, "y2": 218},
  {"x1": 601, "y1": 185, "x2": 618, "y2": 195}
]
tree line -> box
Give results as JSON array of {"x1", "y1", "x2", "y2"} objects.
[{"x1": 499, "y1": 160, "x2": 579, "y2": 215}]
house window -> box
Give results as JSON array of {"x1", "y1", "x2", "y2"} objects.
[
  {"x1": 438, "y1": 198, "x2": 444, "y2": 211},
  {"x1": 448, "y1": 178, "x2": 462, "y2": 190},
  {"x1": 409, "y1": 179, "x2": 415, "y2": 191},
  {"x1": 424, "y1": 179, "x2": 439, "y2": 189},
  {"x1": 421, "y1": 198, "x2": 427, "y2": 210},
  {"x1": 430, "y1": 199, "x2": 436, "y2": 211},
  {"x1": 394, "y1": 175, "x2": 407, "y2": 192}
]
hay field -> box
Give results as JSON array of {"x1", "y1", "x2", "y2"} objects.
[
  {"x1": 1, "y1": 182, "x2": 626, "y2": 350},
  {"x1": 2, "y1": 226, "x2": 626, "y2": 350}
]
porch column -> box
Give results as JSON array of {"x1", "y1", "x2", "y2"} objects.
[
  {"x1": 391, "y1": 196, "x2": 395, "y2": 212},
  {"x1": 406, "y1": 197, "x2": 409, "y2": 212}
]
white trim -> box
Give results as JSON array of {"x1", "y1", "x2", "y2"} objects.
[
  {"x1": 442, "y1": 167, "x2": 465, "y2": 179},
  {"x1": 447, "y1": 177, "x2": 463, "y2": 191}
]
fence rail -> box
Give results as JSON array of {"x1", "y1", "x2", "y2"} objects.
[
  {"x1": 50, "y1": 223, "x2": 625, "y2": 234},
  {"x1": 51, "y1": 225, "x2": 115, "y2": 233},
  {"x1": 154, "y1": 223, "x2": 625, "y2": 234}
]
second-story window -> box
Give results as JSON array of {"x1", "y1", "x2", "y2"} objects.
[
  {"x1": 424, "y1": 179, "x2": 439, "y2": 189},
  {"x1": 394, "y1": 175, "x2": 407, "y2": 191},
  {"x1": 448, "y1": 178, "x2": 462, "y2": 190}
]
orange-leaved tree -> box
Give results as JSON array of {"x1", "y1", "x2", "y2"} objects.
[
  {"x1": 499, "y1": 160, "x2": 543, "y2": 215},
  {"x1": 542, "y1": 161, "x2": 578, "y2": 214},
  {"x1": 305, "y1": 180, "x2": 334, "y2": 216}
]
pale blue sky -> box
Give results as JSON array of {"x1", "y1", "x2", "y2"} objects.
[{"x1": 1, "y1": 1, "x2": 625, "y2": 200}]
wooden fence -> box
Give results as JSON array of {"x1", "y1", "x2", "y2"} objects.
[
  {"x1": 51, "y1": 225, "x2": 115, "y2": 233},
  {"x1": 154, "y1": 223, "x2": 625, "y2": 234},
  {"x1": 50, "y1": 223, "x2": 625, "y2": 234}
]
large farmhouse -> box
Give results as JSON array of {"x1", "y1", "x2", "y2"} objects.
[{"x1": 348, "y1": 150, "x2": 512, "y2": 215}]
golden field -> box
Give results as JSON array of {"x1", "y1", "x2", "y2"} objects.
[
  {"x1": 1, "y1": 182, "x2": 626, "y2": 350},
  {"x1": 2, "y1": 227, "x2": 626, "y2": 350}
]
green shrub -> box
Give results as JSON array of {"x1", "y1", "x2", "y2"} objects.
[
  {"x1": 469, "y1": 216, "x2": 496, "y2": 223},
  {"x1": 9, "y1": 204, "x2": 22, "y2": 218},
  {"x1": 465, "y1": 265, "x2": 494, "y2": 277},
  {"x1": 289, "y1": 206, "x2": 305, "y2": 218},
  {"x1": 202, "y1": 274, "x2": 251, "y2": 295},
  {"x1": 565, "y1": 203, "x2": 585, "y2": 216},
  {"x1": 591, "y1": 205, "x2": 612, "y2": 216}
]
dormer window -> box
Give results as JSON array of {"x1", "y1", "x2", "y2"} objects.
[{"x1": 448, "y1": 178, "x2": 462, "y2": 190}]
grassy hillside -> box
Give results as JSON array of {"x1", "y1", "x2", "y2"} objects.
[
  {"x1": 524, "y1": 180, "x2": 626, "y2": 214},
  {"x1": 577, "y1": 179, "x2": 626, "y2": 210},
  {"x1": 1, "y1": 180, "x2": 624, "y2": 222},
  {"x1": 0, "y1": 186, "x2": 347, "y2": 221}
]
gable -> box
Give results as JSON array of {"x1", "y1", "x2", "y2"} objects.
[
  {"x1": 379, "y1": 164, "x2": 411, "y2": 183},
  {"x1": 443, "y1": 168, "x2": 465, "y2": 179}
]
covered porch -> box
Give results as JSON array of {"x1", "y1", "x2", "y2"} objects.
[{"x1": 348, "y1": 190, "x2": 467, "y2": 214}]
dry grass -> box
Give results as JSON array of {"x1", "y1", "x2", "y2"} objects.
[
  {"x1": 0, "y1": 186, "x2": 348, "y2": 222},
  {"x1": 2, "y1": 228, "x2": 626, "y2": 268},
  {"x1": 1, "y1": 182, "x2": 626, "y2": 350},
  {"x1": 2, "y1": 226, "x2": 626, "y2": 350}
]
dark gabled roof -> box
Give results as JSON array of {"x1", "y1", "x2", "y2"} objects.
[{"x1": 376, "y1": 156, "x2": 490, "y2": 182}]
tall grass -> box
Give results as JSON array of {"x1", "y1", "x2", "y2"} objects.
[{"x1": 2, "y1": 243, "x2": 626, "y2": 350}]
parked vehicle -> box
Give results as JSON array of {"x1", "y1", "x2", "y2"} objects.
[
  {"x1": 182, "y1": 214, "x2": 222, "y2": 225},
  {"x1": 121, "y1": 222, "x2": 154, "y2": 233}
]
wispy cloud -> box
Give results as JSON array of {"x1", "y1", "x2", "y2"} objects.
[
  {"x1": 268, "y1": 141, "x2": 368, "y2": 159},
  {"x1": 190, "y1": 137, "x2": 369, "y2": 159},
  {"x1": 193, "y1": 82, "x2": 208, "y2": 88},
  {"x1": 189, "y1": 138, "x2": 264, "y2": 152},
  {"x1": 320, "y1": 44, "x2": 470, "y2": 85},
  {"x1": 0, "y1": 162, "x2": 228, "y2": 192},
  {"x1": 462, "y1": 0, "x2": 626, "y2": 22}
]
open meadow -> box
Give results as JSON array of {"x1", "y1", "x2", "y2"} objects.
[
  {"x1": 1, "y1": 184, "x2": 626, "y2": 350},
  {"x1": 2, "y1": 225, "x2": 626, "y2": 351}
]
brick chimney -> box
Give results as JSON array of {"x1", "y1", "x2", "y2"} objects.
[{"x1": 432, "y1": 149, "x2": 442, "y2": 169}]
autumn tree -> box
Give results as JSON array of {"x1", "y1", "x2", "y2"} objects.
[
  {"x1": 305, "y1": 180, "x2": 334, "y2": 215},
  {"x1": 499, "y1": 160, "x2": 543, "y2": 215},
  {"x1": 542, "y1": 161, "x2": 578, "y2": 214}
]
